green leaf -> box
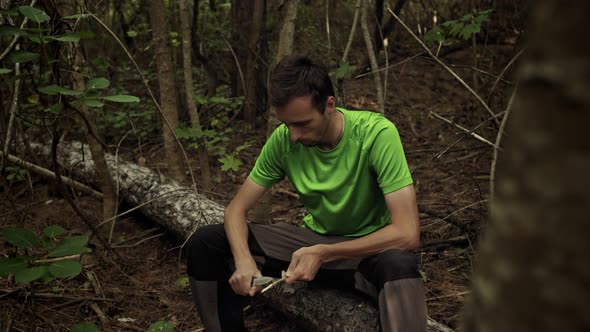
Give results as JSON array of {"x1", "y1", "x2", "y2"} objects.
[
  {"x1": 219, "y1": 155, "x2": 242, "y2": 172},
  {"x1": 38, "y1": 85, "x2": 82, "y2": 96},
  {"x1": 102, "y1": 95, "x2": 140, "y2": 103},
  {"x1": 2, "y1": 228, "x2": 41, "y2": 248},
  {"x1": 148, "y1": 321, "x2": 175, "y2": 332},
  {"x1": 9, "y1": 50, "x2": 39, "y2": 63},
  {"x1": 175, "y1": 276, "x2": 189, "y2": 288},
  {"x1": 84, "y1": 99, "x2": 105, "y2": 108},
  {"x1": 43, "y1": 225, "x2": 65, "y2": 238},
  {"x1": 40, "y1": 273, "x2": 56, "y2": 284},
  {"x1": 62, "y1": 13, "x2": 95, "y2": 20},
  {"x1": 48, "y1": 259, "x2": 82, "y2": 278},
  {"x1": 335, "y1": 62, "x2": 357, "y2": 80},
  {"x1": 18, "y1": 6, "x2": 50, "y2": 23},
  {"x1": 0, "y1": 9, "x2": 20, "y2": 16},
  {"x1": 0, "y1": 25, "x2": 27, "y2": 36},
  {"x1": 45, "y1": 103, "x2": 63, "y2": 113},
  {"x1": 0, "y1": 68, "x2": 13, "y2": 74},
  {"x1": 47, "y1": 235, "x2": 91, "y2": 257},
  {"x1": 47, "y1": 246, "x2": 91, "y2": 257},
  {"x1": 52, "y1": 33, "x2": 81, "y2": 42},
  {"x1": 127, "y1": 30, "x2": 138, "y2": 37},
  {"x1": 15, "y1": 265, "x2": 48, "y2": 283},
  {"x1": 0, "y1": 256, "x2": 31, "y2": 277},
  {"x1": 70, "y1": 322, "x2": 99, "y2": 332},
  {"x1": 86, "y1": 77, "x2": 110, "y2": 89}
]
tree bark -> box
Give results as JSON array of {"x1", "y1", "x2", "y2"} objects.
[
  {"x1": 244, "y1": 0, "x2": 266, "y2": 128},
  {"x1": 360, "y1": 0, "x2": 385, "y2": 113},
  {"x1": 29, "y1": 140, "x2": 452, "y2": 332},
  {"x1": 179, "y1": 0, "x2": 212, "y2": 193},
  {"x1": 462, "y1": 1, "x2": 590, "y2": 331},
  {"x1": 149, "y1": 0, "x2": 186, "y2": 183}
]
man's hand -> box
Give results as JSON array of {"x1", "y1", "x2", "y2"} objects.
[
  {"x1": 229, "y1": 260, "x2": 262, "y2": 296},
  {"x1": 284, "y1": 245, "x2": 328, "y2": 284}
]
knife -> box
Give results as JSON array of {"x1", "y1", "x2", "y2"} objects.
[{"x1": 251, "y1": 276, "x2": 275, "y2": 287}]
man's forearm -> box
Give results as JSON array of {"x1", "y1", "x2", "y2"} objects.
[
  {"x1": 224, "y1": 207, "x2": 255, "y2": 265},
  {"x1": 321, "y1": 223, "x2": 419, "y2": 263}
]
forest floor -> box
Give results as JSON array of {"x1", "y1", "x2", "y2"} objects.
[{"x1": 0, "y1": 44, "x2": 517, "y2": 331}]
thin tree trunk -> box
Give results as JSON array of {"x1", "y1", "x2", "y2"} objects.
[
  {"x1": 360, "y1": 0, "x2": 385, "y2": 113},
  {"x1": 463, "y1": 1, "x2": 590, "y2": 331},
  {"x1": 149, "y1": 0, "x2": 186, "y2": 183},
  {"x1": 190, "y1": 0, "x2": 219, "y2": 96},
  {"x1": 255, "y1": 0, "x2": 300, "y2": 224},
  {"x1": 179, "y1": 0, "x2": 212, "y2": 192},
  {"x1": 244, "y1": 0, "x2": 265, "y2": 128},
  {"x1": 56, "y1": 0, "x2": 117, "y2": 229}
]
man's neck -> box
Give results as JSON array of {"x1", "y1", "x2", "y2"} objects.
[{"x1": 318, "y1": 110, "x2": 344, "y2": 151}]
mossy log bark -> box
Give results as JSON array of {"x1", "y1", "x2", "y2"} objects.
[{"x1": 30, "y1": 141, "x2": 453, "y2": 332}]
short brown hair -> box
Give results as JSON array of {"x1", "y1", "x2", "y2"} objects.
[{"x1": 269, "y1": 55, "x2": 335, "y2": 113}]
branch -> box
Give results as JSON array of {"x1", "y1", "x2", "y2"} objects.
[
  {"x1": 0, "y1": 151, "x2": 102, "y2": 199},
  {"x1": 2, "y1": 45, "x2": 22, "y2": 171},
  {"x1": 0, "y1": 0, "x2": 37, "y2": 62},
  {"x1": 490, "y1": 84, "x2": 518, "y2": 201},
  {"x1": 386, "y1": 6, "x2": 498, "y2": 125},
  {"x1": 429, "y1": 111, "x2": 498, "y2": 149}
]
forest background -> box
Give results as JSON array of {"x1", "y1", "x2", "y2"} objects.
[{"x1": 2, "y1": 0, "x2": 586, "y2": 331}]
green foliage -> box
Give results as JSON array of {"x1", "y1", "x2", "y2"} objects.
[
  {"x1": 4, "y1": 165, "x2": 28, "y2": 183},
  {"x1": 18, "y1": 6, "x2": 50, "y2": 23},
  {"x1": 148, "y1": 321, "x2": 175, "y2": 332},
  {"x1": 0, "y1": 226, "x2": 91, "y2": 284},
  {"x1": 335, "y1": 61, "x2": 357, "y2": 80},
  {"x1": 70, "y1": 322, "x2": 99, "y2": 332},
  {"x1": 425, "y1": 9, "x2": 493, "y2": 46},
  {"x1": 175, "y1": 276, "x2": 189, "y2": 288},
  {"x1": 1, "y1": 5, "x2": 140, "y2": 144}
]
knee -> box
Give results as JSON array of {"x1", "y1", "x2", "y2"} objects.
[
  {"x1": 186, "y1": 224, "x2": 225, "y2": 252},
  {"x1": 375, "y1": 249, "x2": 420, "y2": 284}
]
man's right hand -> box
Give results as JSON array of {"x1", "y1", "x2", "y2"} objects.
[{"x1": 229, "y1": 260, "x2": 261, "y2": 296}]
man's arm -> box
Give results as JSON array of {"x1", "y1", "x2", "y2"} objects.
[
  {"x1": 225, "y1": 177, "x2": 269, "y2": 295},
  {"x1": 285, "y1": 184, "x2": 420, "y2": 282}
]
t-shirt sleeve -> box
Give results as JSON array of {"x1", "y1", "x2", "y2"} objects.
[
  {"x1": 249, "y1": 126, "x2": 287, "y2": 187},
  {"x1": 369, "y1": 121, "x2": 413, "y2": 194}
]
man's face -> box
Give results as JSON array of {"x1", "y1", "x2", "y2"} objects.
[{"x1": 277, "y1": 95, "x2": 334, "y2": 147}]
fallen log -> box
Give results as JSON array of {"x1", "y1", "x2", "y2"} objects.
[{"x1": 29, "y1": 141, "x2": 453, "y2": 332}]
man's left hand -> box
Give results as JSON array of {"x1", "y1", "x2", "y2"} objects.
[{"x1": 284, "y1": 245, "x2": 328, "y2": 284}]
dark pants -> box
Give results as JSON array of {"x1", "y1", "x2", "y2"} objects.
[{"x1": 186, "y1": 223, "x2": 426, "y2": 332}]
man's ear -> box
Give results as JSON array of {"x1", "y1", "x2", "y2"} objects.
[{"x1": 325, "y1": 96, "x2": 336, "y2": 112}]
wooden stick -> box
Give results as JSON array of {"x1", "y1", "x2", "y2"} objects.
[
  {"x1": 33, "y1": 255, "x2": 81, "y2": 264},
  {"x1": 0, "y1": 151, "x2": 103, "y2": 199},
  {"x1": 429, "y1": 111, "x2": 498, "y2": 149}
]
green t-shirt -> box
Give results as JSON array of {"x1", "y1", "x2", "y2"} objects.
[{"x1": 249, "y1": 108, "x2": 413, "y2": 237}]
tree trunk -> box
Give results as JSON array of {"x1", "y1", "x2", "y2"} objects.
[
  {"x1": 244, "y1": 0, "x2": 266, "y2": 128},
  {"x1": 149, "y1": 0, "x2": 186, "y2": 183},
  {"x1": 191, "y1": 0, "x2": 219, "y2": 97},
  {"x1": 179, "y1": 0, "x2": 212, "y2": 193},
  {"x1": 29, "y1": 139, "x2": 452, "y2": 332},
  {"x1": 360, "y1": 0, "x2": 385, "y2": 113},
  {"x1": 230, "y1": 0, "x2": 254, "y2": 97},
  {"x1": 55, "y1": 0, "x2": 118, "y2": 230},
  {"x1": 255, "y1": 0, "x2": 300, "y2": 224},
  {"x1": 462, "y1": 1, "x2": 590, "y2": 331}
]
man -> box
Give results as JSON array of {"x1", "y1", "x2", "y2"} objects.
[{"x1": 186, "y1": 55, "x2": 426, "y2": 331}]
